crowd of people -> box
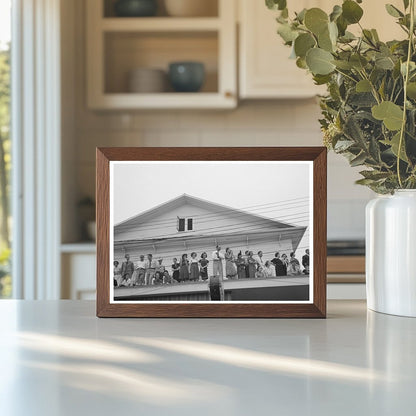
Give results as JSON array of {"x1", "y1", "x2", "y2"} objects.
[{"x1": 114, "y1": 246, "x2": 310, "y2": 288}]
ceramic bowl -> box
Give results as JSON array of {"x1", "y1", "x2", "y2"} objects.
[
  {"x1": 168, "y1": 62, "x2": 205, "y2": 92},
  {"x1": 128, "y1": 68, "x2": 167, "y2": 93},
  {"x1": 114, "y1": 0, "x2": 158, "y2": 17}
]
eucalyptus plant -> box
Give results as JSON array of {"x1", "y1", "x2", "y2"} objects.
[{"x1": 266, "y1": 0, "x2": 416, "y2": 193}]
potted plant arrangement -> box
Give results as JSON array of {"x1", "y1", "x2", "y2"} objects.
[{"x1": 266, "y1": 0, "x2": 416, "y2": 316}]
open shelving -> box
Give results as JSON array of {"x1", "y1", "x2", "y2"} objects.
[{"x1": 86, "y1": 0, "x2": 237, "y2": 109}]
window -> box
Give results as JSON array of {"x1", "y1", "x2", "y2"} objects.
[
  {"x1": 177, "y1": 217, "x2": 193, "y2": 232},
  {"x1": 0, "y1": 0, "x2": 11, "y2": 298},
  {"x1": 177, "y1": 217, "x2": 185, "y2": 232}
]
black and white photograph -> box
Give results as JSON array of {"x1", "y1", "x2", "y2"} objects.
[{"x1": 110, "y1": 161, "x2": 313, "y2": 303}]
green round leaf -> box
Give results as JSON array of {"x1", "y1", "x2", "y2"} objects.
[
  {"x1": 375, "y1": 55, "x2": 395, "y2": 70},
  {"x1": 371, "y1": 101, "x2": 404, "y2": 131},
  {"x1": 356, "y1": 79, "x2": 372, "y2": 92},
  {"x1": 318, "y1": 29, "x2": 333, "y2": 52},
  {"x1": 328, "y1": 21, "x2": 339, "y2": 43},
  {"x1": 407, "y1": 82, "x2": 416, "y2": 99},
  {"x1": 277, "y1": 23, "x2": 298, "y2": 43},
  {"x1": 350, "y1": 54, "x2": 368, "y2": 70},
  {"x1": 296, "y1": 57, "x2": 308, "y2": 69},
  {"x1": 306, "y1": 48, "x2": 336, "y2": 75},
  {"x1": 280, "y1": 7, "x2": 288, "y2": 19},
  {"x1": 266, "y1": 0, "x2": 287, "y2": 11},
  {"x1": 294, "y1": 33, "x2": 316, "y2": 57},
  {"x1": 296, "y1": 8, "x2": 307, "y2": 23},
  {"x1": 333, "y1": 60, "x2": 353, "y2": 70},
  {"x1": 342, "y1": 0, "x2": 364, "y2": 24},
  {"x1": 313, "y1": 74, "x2": 332, "y2": 85},
  {"x1": 304, "y1": 8, "x2": 329, "y2": 35},
  {"x1": 336, "y1": 15, "x2": 348, "y2": 36},
  {"x1": 317, "y1": 22, "x2": 338, "y2": 52},
  {"x1": 401, "y1": 61, "x2": 416, "y2": 76},
  {"x1": 330, "y1": 5, "x2": 342, "y2": 22},
  {"x1": 381, "y1": 133, "x2": 408, "y2": 162}
]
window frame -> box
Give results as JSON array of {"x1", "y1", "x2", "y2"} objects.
[
  {"x1": 11, "y1": 0, "x2": 61, "y2": 299},
  {"x1": 177, "y1": 217, "x2": 186, "y2": 232},
  {"x1": 177, "y1": 216, "x2": 194, "y2": 232}
]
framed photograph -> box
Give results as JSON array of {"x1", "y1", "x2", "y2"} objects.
[{"x1": 96, "y1": 147, "x2": 327, "y2": 318}]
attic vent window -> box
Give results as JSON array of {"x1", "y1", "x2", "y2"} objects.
[
  {"x1": 177, "y1": 217, "x2": 185, "y2": 232},
  {"x1": 177, "y1": 217, "x2": 193, "y2": 232}
]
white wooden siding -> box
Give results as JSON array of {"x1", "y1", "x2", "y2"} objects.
[{"x1": 115, "y1": 202, "x2": 284, "y2": 241}]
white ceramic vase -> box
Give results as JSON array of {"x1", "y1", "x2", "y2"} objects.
[{"x1": 366, "y1": 190, "x2": 416, "y2": 317}]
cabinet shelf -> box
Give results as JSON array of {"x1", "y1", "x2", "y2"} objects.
[
  {"x1": 87, "y1": 0, "x2": 237, "y2": 109},
  {"x1": 101, "y1": 17, "x2": 221, "y2": 32},
  {"x1": 89, "y1": 92, "x2": 235, "y2": 110},
  {"x1": 61, "y1": 242, "x2": 96, "y2": 254}
]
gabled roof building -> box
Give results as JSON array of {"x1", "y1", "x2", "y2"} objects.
[{"x1": 114, "y1": 194, "x2": 308, "y2": 278}]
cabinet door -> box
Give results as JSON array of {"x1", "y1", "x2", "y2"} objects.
[
  {"x1": 62, "y1": 253, "x2": 96, "y2": 300},
  {"x1": 239, "y1": 0, "x2": 326, "y2": 99},
  {"x1": 239, "y1": 0, "x2": 404, "y2": 99}
]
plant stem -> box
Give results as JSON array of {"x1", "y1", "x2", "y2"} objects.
[
  {"x1": 393, "y1": 85, "x2": 403, "y2": 104},
  {"x1": 359, "y1": 69, "x2": 380, "y2": 104},
  {"x1": 397, "y1": 0, "x2": 415, "y2": 188},
  {"x1": 390, "y1": 79, "x2": 398, "y2": 102},
  {"x1": 334, "y1": 68, "x2": 358, "y2": 84}
]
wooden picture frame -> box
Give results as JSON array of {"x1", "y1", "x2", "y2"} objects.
[{"x1": 96, "y1": 147, "x2": 327, "y2": 318}]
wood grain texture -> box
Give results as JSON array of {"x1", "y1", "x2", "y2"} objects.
[
  {"x1": 96, "y1": 148, "x2": 110, "y2": 316},
  {"x1": 313, "y1": 148, "x2": 327, "y2": 318},
  {"x1": 96, "y1": 147, "x2": 327, "y2": 318},
  {"x1": 327, "y1": 256, "x2": 365, "y2": 274},
  {"x1": 327, "y1": 274, "x2": 365, "y2": 283}
]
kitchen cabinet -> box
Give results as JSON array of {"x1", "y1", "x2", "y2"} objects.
[
  {"x1": 61, "y1": 245, "x2": 96, "y2": 300},
  {"x1": 238, "y1": 0, "x2": 404, "y2": 99},
  {"x1": 238, "y1": 0, "x2": 325, "y2": 99},
  {"x1": 86, "y1": 0, "x2": 404, "y2": 108},
  {"x1": 86, "y1": 0, "x2": 237, "y2": 109}
]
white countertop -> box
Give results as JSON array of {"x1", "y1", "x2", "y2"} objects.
[{"x1": 0, "y1": 300, "x2": 415, "y2": 415}]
